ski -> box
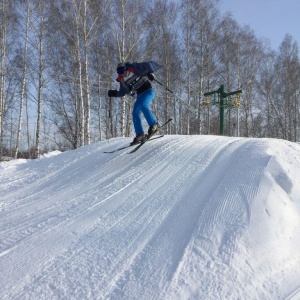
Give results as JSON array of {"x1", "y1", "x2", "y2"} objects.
[
  {"x1": 103, "y1": 144, "x2": 131, "y2": 154},
  {"x1": 103, "y1": 134, "x2": 165, "y2": 153},
  {"x1": 128, "y1": 118, "x2": 172, "y2": 154}
]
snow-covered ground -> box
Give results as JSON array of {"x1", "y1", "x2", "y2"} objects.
[{"x1": 1, "y1": 135, "x2": 300, "y2": 300}]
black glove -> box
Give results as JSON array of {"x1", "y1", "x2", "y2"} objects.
[
  {"x1": 147, "y1": 73, "x2": 155, "y2": 81},
  {"x1": 108, "y1": 90, "x2": 117, "y2": 97}
]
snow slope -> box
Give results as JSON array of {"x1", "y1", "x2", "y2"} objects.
[{"x1": 1, "y1": 135, "x2": 300, "y2": 300}]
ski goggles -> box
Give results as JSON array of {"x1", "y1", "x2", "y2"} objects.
[{"x1": 117, "y1": 66, "x2": 127, "y2": 74}]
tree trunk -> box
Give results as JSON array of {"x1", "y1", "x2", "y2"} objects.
[
  {"x1": 0, "y1": 0, "x2": 7, "y2": 160},
  {"x1": 35, "y1": 33, "x2": 43, "y2": 157},
  {"x1": 15, "y1": 0, "x2": 30, "y2": 158},
  {"x1": 83, "y1": 0, "x2": 91, "y2": 145}
]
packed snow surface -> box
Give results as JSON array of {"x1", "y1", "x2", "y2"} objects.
[{"x1": 1, "y1": 135, "x2": 300, "y2": 300}]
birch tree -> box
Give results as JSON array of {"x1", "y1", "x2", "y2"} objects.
[
  {"x1": 256, "y1": 49, "x2": 276, "y2": 137},
  {"x1": 14, "y1": 0, "x2": 30, "y2": 158},
  {"x1": 28, "y1": 0, "x2": 50, "y2": 157},
  {"x1": 144, "y1": 0, "x2": 180, "y2": 134},
  {"x1": 0, "y1": 0, "x2": 8, "y2": 159},
  {"x1": 275, "y1": 34, "x2": 300, "y2": 141},
  {"x1": 180, "y1": 0, "x2": 220, "y2": 135}
]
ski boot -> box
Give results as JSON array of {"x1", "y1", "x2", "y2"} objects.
[
  {"x1": 147, "y1": 123, "x2": 158, "y2": 138},
  {"x1": 130, "y1": 134, "x2": 146, "y2": 146}
]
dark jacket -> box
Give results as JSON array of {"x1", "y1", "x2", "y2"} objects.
[{"x1": 113, "y1": 61, "x2": 163, "y2": 97}]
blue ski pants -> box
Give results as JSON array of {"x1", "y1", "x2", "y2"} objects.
[{"x1": 132, "y1": 88, "x2": 156, "y2": 135}]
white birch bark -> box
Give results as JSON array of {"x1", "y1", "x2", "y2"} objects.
[
  {"x1": 15, "y1": 0, "x2": 30, "y2": 158},
  {"x1": 0, "y1": 0, "x2": 7, "y2": 160}
]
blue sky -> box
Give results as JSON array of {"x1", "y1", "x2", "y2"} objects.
[{"x1": 219, "y1": 0, "x2": 300, "y2": 51}]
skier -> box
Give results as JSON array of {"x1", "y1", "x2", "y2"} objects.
[{"x1": 108, "y1": 61, "x2": 162, "y2": 145}]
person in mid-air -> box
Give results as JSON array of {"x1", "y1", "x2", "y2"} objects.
[{"x1": 108, "y1": 61, "x2": 162, "y2": 145}]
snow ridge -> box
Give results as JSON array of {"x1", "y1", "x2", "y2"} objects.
[{"x1": 1, "y1": 135, "x2": 300, "y2": 300}]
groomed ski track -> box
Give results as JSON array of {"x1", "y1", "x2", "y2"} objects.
[{"x1": 1, "y1": 135, "x2": 300, "y2": 300}]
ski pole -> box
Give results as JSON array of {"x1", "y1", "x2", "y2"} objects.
[
  {"x1": 153, "y1": 78, "x2": 198, "y2": 113},
  {"x1": 153, "y1": 78, "x2": 174, "y2": 95},
  {"x1": 154, "y1": 78, "x2": 187, "y2": 105}
]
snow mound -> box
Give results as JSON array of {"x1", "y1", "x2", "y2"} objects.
[{"x1": 0, "y1": 135, "x2": 300, "y2": 299}]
